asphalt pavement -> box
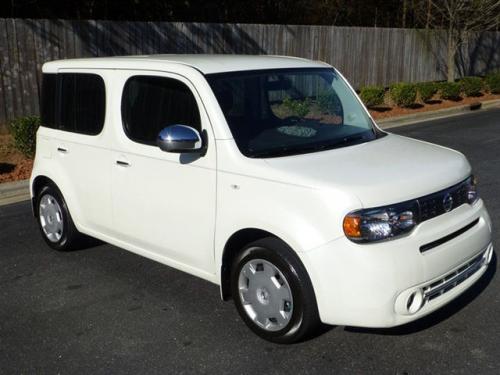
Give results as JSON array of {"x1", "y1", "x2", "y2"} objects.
[{"x1": 1, "y1": 109, "x2": 499, "y2": 374}]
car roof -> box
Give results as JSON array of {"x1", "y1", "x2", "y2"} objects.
[{"x1": 42, "y1": 54, "x2": 331, "y2": 75}]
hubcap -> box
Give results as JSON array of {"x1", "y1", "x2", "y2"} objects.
[
  {"x1": 39, "y1": 194, "x2": 64, "y2": 243},
  {"x1": 238, "y1": 258, "x2": 293, "y2": 332}
]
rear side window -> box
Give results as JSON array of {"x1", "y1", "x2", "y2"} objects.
[
  {"x1": 39, "y1": 72, "x2": 105, "y2": 135},
  {"x1": 59, "y1": 73, "x2": 106, "y2": 135},
  {"x1": 121, "y1": 76, "x2": 201, "y2": 145},
  {"x1": 40, "y1": 74, "x2": 57, "y2": 128}
]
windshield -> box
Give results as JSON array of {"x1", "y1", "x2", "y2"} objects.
[{"x1": 207, "y1": 68, "x2": 383, "y2": 158}]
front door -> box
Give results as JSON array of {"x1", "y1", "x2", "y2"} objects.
[{"x1": 110, "y1": 71, "x2": 217, "y2": 276}]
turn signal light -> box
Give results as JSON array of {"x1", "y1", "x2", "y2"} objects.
[{"x1": 343, "y1": 215, "x2": 361, "y2": 238}]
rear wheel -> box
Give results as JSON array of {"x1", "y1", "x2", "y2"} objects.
[
  {"x1": 36, "y1": 184, "x2": 86, "y2": 251},
  {"x1": 230, "y1": 237, "x2": 320, "y2": 344}
]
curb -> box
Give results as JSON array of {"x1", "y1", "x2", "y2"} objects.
[
  {"x1": 376, "y1": 99, "x2": 500, "y2": 129},
  {"x1": 0, "y1": 179, "x2": 30, "y2": 206}
]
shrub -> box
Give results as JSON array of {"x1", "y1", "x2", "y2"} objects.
[
  {"x1": 389, "y1": 82, "x2": 417, "y2": 107},
  {"x1": 439, "y1": 82, "x2": 462, "y2": 100},
  {"x1": 8, "y1": 116, "x2": 40, "y2": 158},
  {"x1": 485, "y1": 72, "x2": 500, "y2": 94},
  {"x1": 282, "y1": 96, "x2": 311, "y2": 117},
  {"x1": 317, "y1": 91, "x2": 342, "y2": 113},
  {"x1": 359, "y1": 86, "x2": 385, "y2": 107},
  {"x1": 460, "y1": 76, "x2": 483, "y2": 97},
  {"x1": 416, "y1": 82, "x2": 438, "y2": 102}
]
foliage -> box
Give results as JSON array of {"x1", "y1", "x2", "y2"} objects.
[
  {"x1": 8, "y1": 116, "x2": 40, "y2": 158},
  {"x1": 282, "y1": 96, "x2": 311, "y2": 118},
  {"x1": 438, "y1": 82, "x2": 462, "y2": 100},
  {"x1": 389, "y1": 83, "x2": 417, "y2": 107},
  {"x1": 359, "y1": 86, "x2": 385, "y2": 107},
  {"x1": 317, "y1": 91, "x2": 343, "y2": 113},
  {"x1": 485, "y1": 72, "x2": 500, "y2": 94},
  {"x1": 1, "y1": 1, "x2": 420, "y2": 28},
  {"x1": 459, "y1": 76, "x2": 483, "y2": 97},
  {"x1": 415, "y1": 81, "x2": 438, "y2": 102}
]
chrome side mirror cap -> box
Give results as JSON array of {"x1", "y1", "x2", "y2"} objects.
[{"x1": 157, "y1": 125, "x2": 205, "y2": 154}]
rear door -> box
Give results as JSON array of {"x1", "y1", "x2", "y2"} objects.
[{"x1": 47, "y1": 70, "x2": 113, "y2": 233}]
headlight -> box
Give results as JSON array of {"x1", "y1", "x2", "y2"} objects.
[
  {"x1": 343, "y1": 176, "x2": 479, "y2": 243},
  {"x1": 343, "y1": 201, "x2": 419, "y2": 243},
  {"x1": 465, "y1": 175, "x2": 479, "y2": 204}
]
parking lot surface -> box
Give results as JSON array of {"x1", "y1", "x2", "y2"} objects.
[{"x1": 1, "y1": 109, "x2": 499, "y2": 374}]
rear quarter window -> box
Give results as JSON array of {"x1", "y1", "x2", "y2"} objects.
[
  {"x1": 39, "y1": 72, "x2": 106, "y2": 135},
  {"x1": 59, "y1": 73, "x2": 106, "y2": 135},
  {"x1": 40, "y1": 73, "x2": 57, "y2": 128}
]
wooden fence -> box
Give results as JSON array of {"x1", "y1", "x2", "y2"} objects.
[{"x1": 1, "y1": 18, "x2": 500, "y2": 128}]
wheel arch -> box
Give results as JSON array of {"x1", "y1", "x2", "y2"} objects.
[
  {"x1": 31, "y1": 175, "x2": 58, "y2": 217},
  {"x1": 220, "y1": 228, "x2": 307, "y2": 301}
]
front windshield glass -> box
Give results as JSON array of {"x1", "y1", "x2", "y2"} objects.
[{"x1": 207, "y1": 68, "x2": 382, "y2": 158}]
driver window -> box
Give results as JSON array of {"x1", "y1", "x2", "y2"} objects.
[{"x1": 121, "y1": 75, "x2": 201, "y2": 145}]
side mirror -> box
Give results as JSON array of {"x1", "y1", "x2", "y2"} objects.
[{"x1": 157, "y1": 125, "x2": 205, "y2": 154}]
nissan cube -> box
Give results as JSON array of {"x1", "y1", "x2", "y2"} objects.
[{"x1": 31, "y1": 55, "x2": 494, "y2": 343}]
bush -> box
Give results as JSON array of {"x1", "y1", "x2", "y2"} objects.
[
  {"x1": 8, "y1": 116, "x2": 40, "y2": 158},
  {"x1": 359, "y1": 86, "x2": 385, "y2": 107},
  {"x1": 389, "y1": 82, "x2": 417, "y2": 107},
  {"x1": 416, "y1": 82, "x2": 438, "y2": 102},
  {"x1": 460, "y1": 76, "x2": 483, "y2": 97},
  {"x1": 317, "y1": 91, "x2": 342, "y2": 113},
  {"x1": 282, "y1": 96, "x2": 311, "y2": 117},
  {"x1": 485, "y1": 72, "x2": 500, "y2": 94},
  {"x1": 439, "y1": 82, "x2": 462, "y2": 100}
]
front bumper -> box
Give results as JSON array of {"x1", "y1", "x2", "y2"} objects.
[{"x1": 301, "y1": 199, "x2": 493, "y2": 327}]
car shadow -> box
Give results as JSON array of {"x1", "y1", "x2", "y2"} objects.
[
  {"x1": 68, "y1": 236, "x2": 105, "y2": 251},
  {"x1": 344, "y1": 252, "x2": 497, "y2": 336}
]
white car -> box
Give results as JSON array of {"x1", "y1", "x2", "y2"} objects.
[{"x1": 31, "y1": 55, "x2": 493, "y2": 343}]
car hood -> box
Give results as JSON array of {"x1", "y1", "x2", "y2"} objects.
[{"x1": 264, "y1": 133, "x2": 471, "y2": 207}]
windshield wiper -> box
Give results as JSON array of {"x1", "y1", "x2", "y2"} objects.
[{"x1": 248, "y1": 134, "x2": 367, "y2": 158}]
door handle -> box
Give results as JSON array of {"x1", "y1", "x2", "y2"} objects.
[
  {"x1": 116, "y1": 160, "x2": 130, "y2": 167},
  {"x1": 57, "y1": 147, "x2": 68, "y2": 153}
]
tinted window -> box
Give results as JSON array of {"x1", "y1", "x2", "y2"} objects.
[
  {"x1": 40, "y1": 73, "x2": 57, "y2": 128},
  {"x1": 59, "y1": 73, "x2": 106, "y2": 135},
  {"x1": 121, "y1": 76, "x2": 201, "y2": 145}
]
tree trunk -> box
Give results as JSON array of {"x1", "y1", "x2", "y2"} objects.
[
  {"x1": 447, "y1": 30, "x2": 455, "y2": 82},
  {"x1": 426, "y1": 0, "x2": 431, "y2": 29},
  {"x1": 402, "y1": 0, "x2": 407, "y2": 28}
]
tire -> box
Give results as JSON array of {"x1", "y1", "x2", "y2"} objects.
[
  {"x1": 230, "y1": 237, "x2": 320, "y2": 344},
  {"x1": 35, "y1": 183, "x2": 86, "y2": 251}
]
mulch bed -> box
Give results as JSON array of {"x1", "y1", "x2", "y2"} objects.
[
  {"x1": 0, "y1": 134, "x2": 33, "y2": 183},
  {"x1": 369, "y1": 93, "x2": 500, "y2": 120}
]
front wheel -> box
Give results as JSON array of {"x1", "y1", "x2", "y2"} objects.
[{"x1": 230, "y1": 237, "x2": 320, "y2": 344}]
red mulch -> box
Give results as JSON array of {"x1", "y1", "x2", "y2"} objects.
[
  {"x1": 369, "y1": 93, "x2": 500, "y2": 120},
  {"x1": 0, "y1": 134, "x2": 33, "y2": 183}
]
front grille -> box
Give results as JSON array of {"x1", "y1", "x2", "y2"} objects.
[
  {"x1": 418, "y1": 179, "x2": 470, "y2": 222},
  {"x1": 423, "y1": 250, "x2": 486, "y2": 302}
]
